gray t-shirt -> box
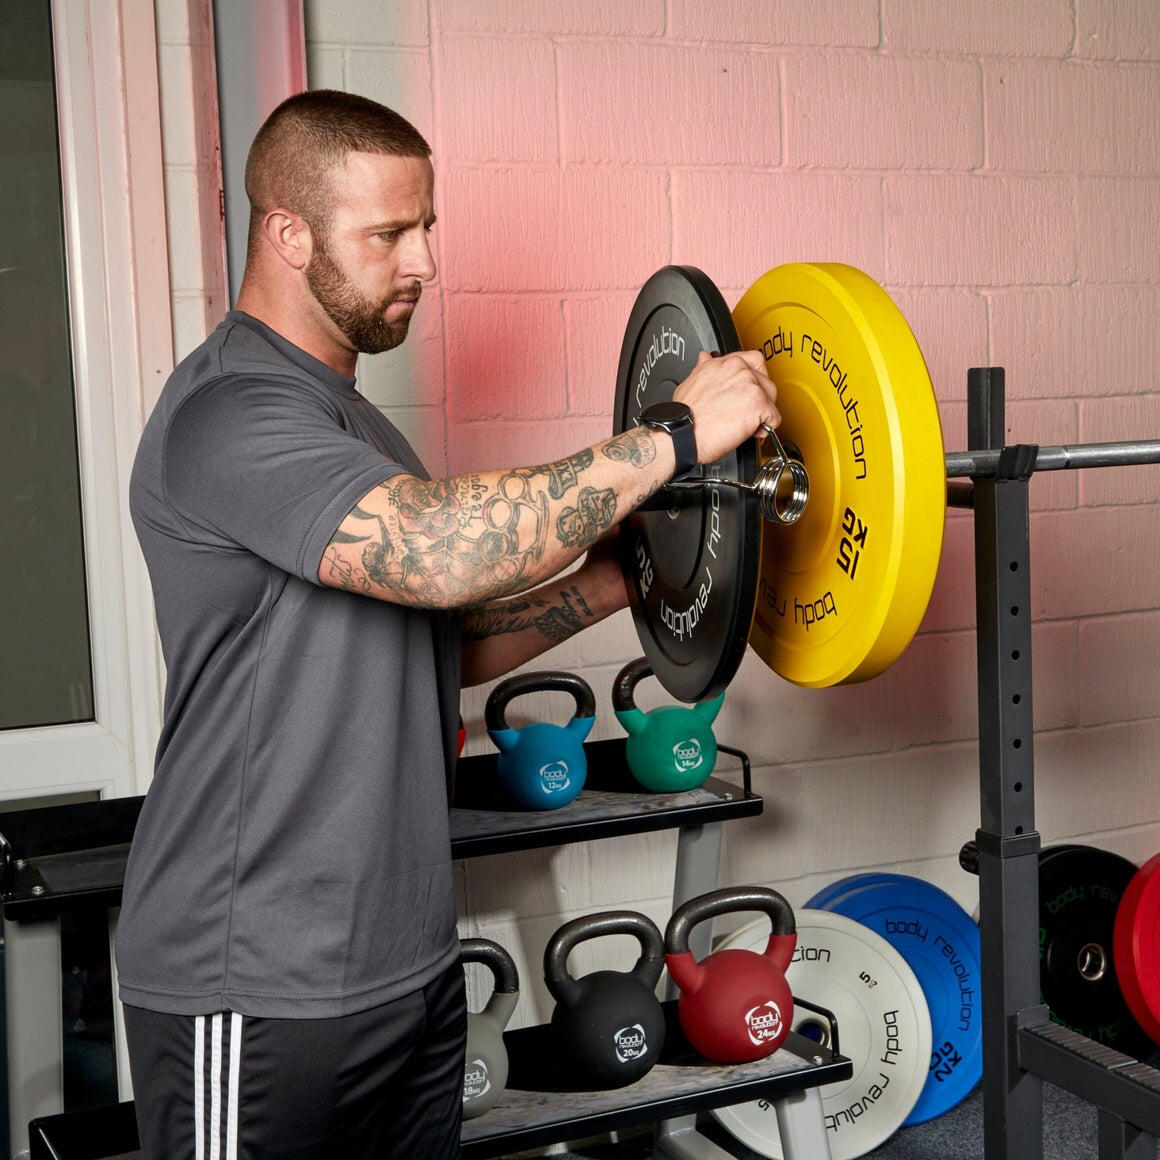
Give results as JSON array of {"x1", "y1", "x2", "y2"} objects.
[{"x1": 119, "y1": 311, "x2": 461, "y2": 1018}]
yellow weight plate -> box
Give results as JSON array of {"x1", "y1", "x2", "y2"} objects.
[{"x1": 733, "y1": 263, "x2": 945, "y2": 688}]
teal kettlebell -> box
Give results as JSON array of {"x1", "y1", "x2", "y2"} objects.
[
  {"x1": 460, "y1": 938, "x2": 519, "y2": 1119},
  {"x1": 613, "y1": 657, "x2": 724, "y2": 792},
  {"x1": 486, "y1": 671, "x2": 595, "y2": 810}
]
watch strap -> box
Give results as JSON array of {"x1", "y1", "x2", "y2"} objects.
[{"x1": 666, "y1": 419, "x2": 698, "y2": 480}]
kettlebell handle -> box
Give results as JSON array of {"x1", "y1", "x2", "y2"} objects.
[
  {"x1": 460, "y1": 938, "x2": 520, "y2": 995},
  {"x1": 544, "y1": 910, "x2": 665, "y2": 1005},
  {"x1": 613, "y1": 657, "x2": 723, "y2": 721},
  {"x1": 665, "y1": 886, "x2": 796, "y2": 957},
  {"x1": 485, "y1": 671, "x2": 596, "y2": 732},
  {"x1": 612, "y1": 657, "x2": 653, "y2": 713}
]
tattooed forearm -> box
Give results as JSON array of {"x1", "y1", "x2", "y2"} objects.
[
  {"x1": 538, "y1": 449, "x2": 594, "y2": 497},
  {"x1": 556, "y1": 486, "x2": 617, "y2": 549},
  {"x1": 321, "y1": 430, "x2": 667, "y2": 608},
  {"x1": 602, "y1": 427, "x2": 657, "y2": 468},
  {"x1": 461, "y1": 585, "x2": 594, "y2": 645}
]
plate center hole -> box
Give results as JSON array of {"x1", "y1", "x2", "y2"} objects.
[
  {"x1": 794, "y1": 1016, "x2": 831, "y2": 1049},
  {"x1": 1077, "y1": 942, "x2": 1108, "y2": 982}
]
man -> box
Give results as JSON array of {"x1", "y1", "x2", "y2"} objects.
[{"x1": 119, "y1": 90, "x2": 780, "y2": 1160}]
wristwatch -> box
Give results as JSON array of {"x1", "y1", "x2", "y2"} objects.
[{"x1": 639, "y1": 401, "x2": 698, "y2": 481}]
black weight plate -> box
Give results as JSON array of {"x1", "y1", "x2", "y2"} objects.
[
  {"x1": 1038, "y1": 844, "x2": 1150, "y2": 1056},
  {"x1": 613, "y1": 266, "x2": 761, "y2": 703}
]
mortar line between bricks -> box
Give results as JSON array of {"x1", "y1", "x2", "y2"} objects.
[
  {"x1": 552, "y1": 36, "x2": 563, "y2": 168},
  {"x1": 442, "y1": 159, "x2": 1160, "y2": 180}
]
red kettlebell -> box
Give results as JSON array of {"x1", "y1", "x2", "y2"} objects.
[{"x1": 665, "y1": 886, "x2": 796, "y2": 1063}]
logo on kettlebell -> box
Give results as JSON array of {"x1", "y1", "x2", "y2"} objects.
[
  {"x1": 539, "y1": 760, "x2": 571, "y2": 793},
  {"x1": 462, "y1": 1058, "x2": 491, "y2": 1102},
  {"x1": 672, "y1": 738, "x2": 703, "y2": 772},
  {"x1": 613, "y1": 1023, "x2": 649, "y2": 1062},
  {"x1": 745, "y1": 1001, "x2": 784, "y2": 1046}
]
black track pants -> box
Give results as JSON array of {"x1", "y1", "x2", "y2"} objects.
[{"x1": 124, "y1": 962, "x2": 467, "y2": 1160}]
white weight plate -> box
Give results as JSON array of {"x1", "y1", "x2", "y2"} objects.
[{"x1": 711, "y1": 909, "x2": 932, "y2": 1160}]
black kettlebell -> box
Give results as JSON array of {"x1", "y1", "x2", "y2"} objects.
[
  {"x1": 544, "y1": 910, "x2": 666, "y2": 1089},
  {"x1": 460, "y1": 938, "x2": 519, "y2": 1119}
]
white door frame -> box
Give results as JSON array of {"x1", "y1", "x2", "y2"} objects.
[{"x1": 0, "y1": 0, "x2": 171, "y2": 806}]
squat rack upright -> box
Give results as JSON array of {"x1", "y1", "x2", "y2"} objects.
[{"x1": 961, "y1": 367, "x2": 1160, "y2": 1160}]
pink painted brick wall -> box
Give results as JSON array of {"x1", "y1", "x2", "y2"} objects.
[
  {"x1": 783, "y1": 54, "x2": 983, "y2": 170},
  {"x1": 986, "y1": 60, "x2": 1160, "y2": 174},
  {"x1": 558, "y1": 42, "x2": 781, "y2": 166},
  {"x1": 299, "y1": 0, "x2": 1160, "y2": 969},
  {"x1": 1075, "y1": 2, "x2": 1160, "y2": 61},
  {"x1": 884, "y1": 0, "x2": 1072, "y2": 57}
]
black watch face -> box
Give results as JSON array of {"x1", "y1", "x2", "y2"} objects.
[{"x1": 641, "y1": 401, "x2": 690, "y2": 428}]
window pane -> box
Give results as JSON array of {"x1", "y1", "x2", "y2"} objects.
[{"x1": 0, "y1": 0, "x2": 93, "y2": 729}]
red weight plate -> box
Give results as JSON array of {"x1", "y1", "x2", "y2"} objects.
[{"x1": 1113, "y1": 852, "x2": 1160, "y2": 1045}]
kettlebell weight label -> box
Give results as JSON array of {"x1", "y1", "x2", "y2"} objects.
[
  {"x1": 538, "y1": 760, "x2": 571, "y2": 793},
  {"x1": 744, "y1": 1000, "x2": 784, "y2": 1047},
  {"x1": 462, "y1": 1058, "x2": 492, "y2": 1103},
  {"x1": 672, "y1": 737, "x2": 703, "y2": 771},
  {"x1": 613, "y1": 1023, "x2": 649, "y2": 1063}
]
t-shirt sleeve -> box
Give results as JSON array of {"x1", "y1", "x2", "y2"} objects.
[{"x1": 162, "y1": 375, "x2": 405, "y2": 583}]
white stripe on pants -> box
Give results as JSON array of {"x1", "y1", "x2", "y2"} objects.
[{"x1": 194, "y1": 1012, "x2": 243, "y2": 1160}]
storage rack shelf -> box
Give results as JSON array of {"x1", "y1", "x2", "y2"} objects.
[
  {"x1": 460, "y1": 1014, "x2": 846, "y2": 1160},
  {"x1": 0, "y1": 740, "x2": 760, "y2": 920},
  {"x1": 7, "y1": 736, "x2": 851, "y2": 1160}
]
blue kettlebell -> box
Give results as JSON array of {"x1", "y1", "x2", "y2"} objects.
[
  {"x1": 485, "y1": 671, "x2": 595, "y2": 810},
  {"x1": 613, "y1": 657, "x2": 724, "y2": 793}
]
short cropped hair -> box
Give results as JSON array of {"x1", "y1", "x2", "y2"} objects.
[{"x1": 244, "y1": 89, "x2": 431, "y2": 250}]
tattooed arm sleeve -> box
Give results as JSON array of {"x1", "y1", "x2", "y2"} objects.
[
  {"x1": 459, "y1": 557, "x2": 627, "y2": 686},
  {"x1": 318, "y1": 426, "x2": 670, "y2": 609}
]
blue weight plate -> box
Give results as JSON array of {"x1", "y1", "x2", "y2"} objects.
[
  {"x1": 824, "y1": 876, "x2": 982, "y2": 1125},
  {"x1": 803, "y1": 872, "x2": 894, "y2": 913}
]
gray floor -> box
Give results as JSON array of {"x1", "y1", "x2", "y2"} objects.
[{"x1": 547, "y1": 1083, "x2": 1157, "y2": 1159}]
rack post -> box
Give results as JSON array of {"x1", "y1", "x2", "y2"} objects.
[{"x1": 968, "y1": 368, "x2": 1048, "y2": 1160}]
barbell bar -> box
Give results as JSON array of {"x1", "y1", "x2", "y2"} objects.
[
  {"x1": 661, "y1": 437, "x2": 1160, "y2": 515},
  {"x1": 945, "y1": 440, "x2": 1160, "y2": 478}
]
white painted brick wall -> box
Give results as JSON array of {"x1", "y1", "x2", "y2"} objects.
[{"x1": 151, "y1": 0, "x2": 1160, "y2": 1026}]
